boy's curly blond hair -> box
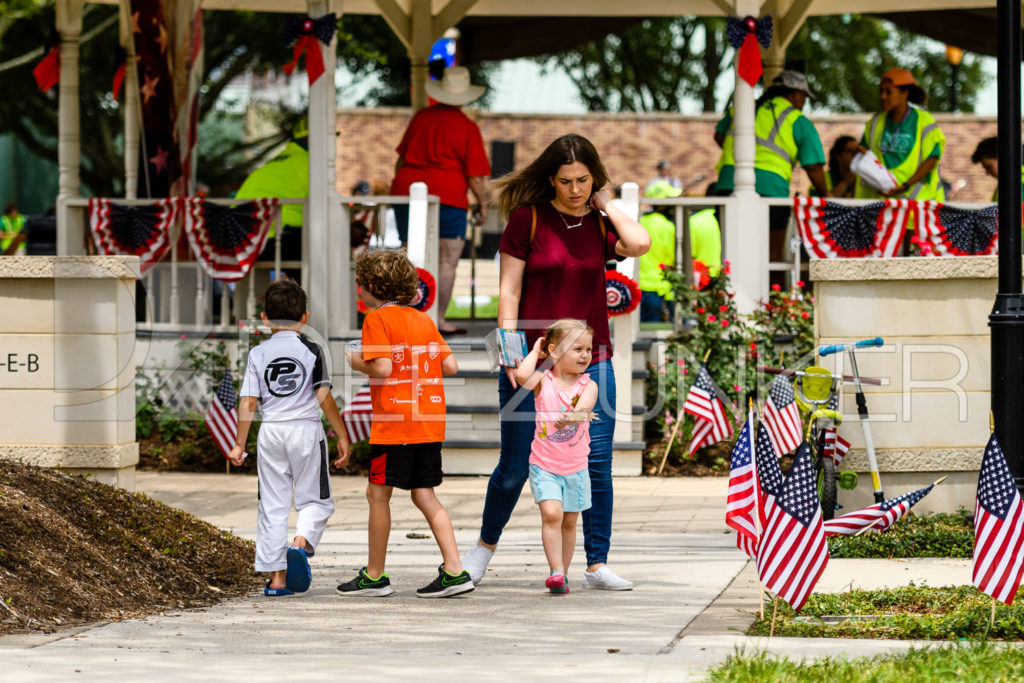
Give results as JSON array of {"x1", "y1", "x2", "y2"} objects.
[{"x1": 356, "y1": 249, "x2": 418, "y2": 304}]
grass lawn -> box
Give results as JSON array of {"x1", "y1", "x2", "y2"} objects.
[
  {"x1": 748, "y1": 585, "x2": 1024, "y2": 641},
  {"x1": 827, "y1": 511, "x2": 972, "y2": 559},
  {"x1": 708, "y1": 643, "x2": 1024, "y2": 682}
]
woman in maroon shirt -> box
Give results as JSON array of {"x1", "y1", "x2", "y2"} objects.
[{"x1": 462, "y1": 134, "x2": 650, "y2": 591}]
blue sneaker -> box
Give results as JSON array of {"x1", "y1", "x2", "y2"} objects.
[{"x1": 285, "y1": 546, "x2": 312, "y2": 593}]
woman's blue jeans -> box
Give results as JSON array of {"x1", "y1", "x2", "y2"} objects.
[{"x1": 480, "y1": 359, "x2": 616, "y2": 566}]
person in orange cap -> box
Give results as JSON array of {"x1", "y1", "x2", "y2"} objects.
[{"x1": 855, "y1": 67, "x2": 946, "y2": 201}]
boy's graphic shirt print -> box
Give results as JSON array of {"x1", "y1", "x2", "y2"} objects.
[
  {"x1": 361, "y1": 305, "x2": 451, "y2": 445},
  {"x1": 530, "y1": 371, "x2": 591, "y2": 476},
  {"x1": 240, "y1": 330, "x2": 331, "y2": 422}
]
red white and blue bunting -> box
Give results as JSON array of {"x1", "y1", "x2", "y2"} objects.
[
  {"x1": 182, "y1": 198, "x2": 278, "y2": 281},
  {"x1": 914, "y1": 200, "x2": 998, "y2": 256},
  {"x1": 794, "y1": 197, "x2": 910, "y2": 258},
  {"x1": 88, "y1": 198, "x2": 178, "y2": 273},
  {"x1": 410, "y1": 267, "x2": 437, "y2": 311},
  {"x1": 605, "y1": 270, "x2": 641, "y2": 316}
]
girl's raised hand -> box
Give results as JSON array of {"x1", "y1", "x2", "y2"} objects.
[{"x1": 533, "y1": 336, "x2": 546, "y2": 357}]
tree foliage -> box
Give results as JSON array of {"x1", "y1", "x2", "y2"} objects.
[
  {"x1": 536, "y1": 15, "x2": 987, "y2": 114},
  {"x1": 788, "y1": 16, "x2": 988, "y2": 113},
  {"x1": 534, "y1": 18, "x2": 728, "y2": 113},
  {"x1": 0, "y1": 6, "x2": 488, "y2": 199}
]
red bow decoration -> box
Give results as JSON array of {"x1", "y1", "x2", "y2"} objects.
[
  {"x1": 282, "y1": 13, "x2": 336, "y2": 86},
  {"x1": 111, "y1": 45, "x2": 127, "y2": 99},
  {"x1": 726, "y1": 15, "x2": 773, "y2": 87},
  {"x1": 33, "y1": 33, "x2": 61, "y2": 93}
]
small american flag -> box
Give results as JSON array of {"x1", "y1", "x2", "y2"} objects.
[
  {"x1": 823, "y1": 483, "x2": 936, "y2": 537},
  {"x1": 757, "y1": 443, "x2": 829, "y2": 612},
  {"x1": 725, "y1": 410, "x2": 758, "y2": 559},
  {"x1": 763, "y1": 375, "x2": 802, "y2": 456},
  {"x1": 822, "y1": 391, "x2": 849, "y2": 465},
  {"x1": 973, "y1": 434, "x2": 1024, "y2": 605},
  {"x1": 682, "y1": 364, "x2": 733, "y2": 456},
  {"x1": 755, "y1": 422, "x2": 784, "y2": 534},
  {"x1": 204, "y1": 369, "x2": 238, "y2": 459},
  {"x1": 341, "y1": 383, "x2": 373, "y2": 443}
]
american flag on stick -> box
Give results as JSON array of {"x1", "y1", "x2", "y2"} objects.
[
  {"x1": 755, "y1": 422, "x2": 784, "y2": 534},
  {"x1": 205, "y1": 369, "x2": 238, "y2": 459},
  {"x1": 682, "y1": 364, "x2": 733, "y2": 456},
  {"x1": 762, "y1": 374, "x2": 802, "y2": 456},
  {"x1": 725, "y1": 410, "x2": 758, "y2": 559},
  {"x1": 757, "y1": 443, "x2": 829, "y2": 612},
  {"x1": 973, "y1": 434, "x2": 1024, "y2": 605},
  {"x1": 823, "y1": 481, "x2": 940, "y2": 537},
  {"x1": 822, "y1": 391, "x2": 849, "y2": 465},
  {"x1": 341, "y1": 383, "x2": 373, "y2": 443}
]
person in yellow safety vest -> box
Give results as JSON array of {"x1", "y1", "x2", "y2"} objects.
[
  {"x1": 812, "y1": 136, "x2": 859, "y2": 198},
  {"x1": 971, "y1": 136, "x2": 1024, "y2": 202},
  {"x1": 855, "y1": 68, "x2": 945, "y2": 201},
  {"x1": 235, "y1": 120, "x2": 309, "y2": 262},
  {"x1": 1, "y1": 202, "x2": 27, "y2": 255},
  {"x1": 638, "y1": 182, "x2": 723, "y2": 322},
  {"x1": 639, "y1": 181, "x2": 681, "y2": 322},
  {"x1": 712, "y1": 70, "x2": 830, "y2": 198}
]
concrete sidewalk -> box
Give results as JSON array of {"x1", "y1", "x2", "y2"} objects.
[{"x1": 0, "y1": 473, "x2": 979, "y2": 681}]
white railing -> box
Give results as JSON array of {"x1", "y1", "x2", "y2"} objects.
[{"x1": 66, "y1": 189, "x2": 440, "y2": 334}]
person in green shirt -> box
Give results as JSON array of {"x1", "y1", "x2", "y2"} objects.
[
  {"x1": 1, "y1": 202, "x2": 26, "y2": 255},
  {"x1": 855, "y1": 68, "x2": 945, "y2": 201},
  {"x1": 713, "y1": 70, "x2": 830, "y2": 198},
  {"x1": 971, "y1": 136, "x2": 1024, "y2": 202}
]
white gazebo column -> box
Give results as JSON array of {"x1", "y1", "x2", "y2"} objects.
[
  {"x1": 119, "y1": 0, "x2": 139, "y2": 200},
  {"x1": 307, "y1": 0, "x2": 342, "y2": 339},
  {"x1": 408, "y1": 0, "x2": 432, "y2": 111},
  {"x1": 56, "y1": 0, "x2": 84, "y2": 256},
  {"x1": 612, "y1": 183, "x2": 640, "y2": 444},
  {"x1": 727, "y1": 0, "x2": 768, "y2": 313}
]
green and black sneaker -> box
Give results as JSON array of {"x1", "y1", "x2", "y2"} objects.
[
  {"x1": 416, "y1": 565, "x2": 474, "y2": 598},
  {"x1": 336, "y1": 568, "x2": 395, "y2": 597}
]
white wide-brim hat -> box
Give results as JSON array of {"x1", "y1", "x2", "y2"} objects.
[{"x1": 425, "y1": 66, "x2": 486, "y2": 106}]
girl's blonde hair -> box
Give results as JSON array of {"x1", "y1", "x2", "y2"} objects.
[{"x1": 540, "y1": 318, "x2": 594, "y2": 358}]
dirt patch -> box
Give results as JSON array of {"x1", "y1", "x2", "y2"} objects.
[
  {"x1": 642, "y1": 440, "x2": 732, "y2": 476},
  {"x1": 0, "y1": 460, "x2": 260, "y2": 636}
]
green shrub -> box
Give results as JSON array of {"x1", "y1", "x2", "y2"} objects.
[
  {"x1": 749, "y1": 585, "x2": 1024, "y2": 641},
  {"x1": 827, "y1": 511, "x2": 973, "y2": 559}
]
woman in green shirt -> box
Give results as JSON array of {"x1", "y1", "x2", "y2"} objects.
[{"x1": 856, "y1": 68, "x2": 945, "y2": 201}]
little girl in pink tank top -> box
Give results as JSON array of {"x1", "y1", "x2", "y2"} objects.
[{"x1": 514, "y1": 318, "x2": 598, "y2": 595}]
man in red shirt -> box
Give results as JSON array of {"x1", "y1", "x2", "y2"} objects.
[{"x1": 391, "y1": 66, "x2": 491, "y2": 336}]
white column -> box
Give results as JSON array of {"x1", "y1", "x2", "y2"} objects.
[
  {"x1": 119, "y1": 0, "x2": 139, "y2": 200},
  {"x1": 56, "y1": 0, "x2": 83, "y2": 255},
  {"x1": 729, "y1": 0, "x2": 768, "y2": 314},
  {"x1": 612, "y1": 182, "x2": 640, "y2": 444},
  {"x1": 408, "y1": 0, "x2": 431, "y2": 111},
  {"x1": 306, "y1": 0, "x2": 341, "y2": 339}
]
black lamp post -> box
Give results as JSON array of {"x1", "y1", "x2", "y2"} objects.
[
  {"x1": 991, "y1": 0, "x2": 1024, "y2": 494},
  {"x1": 945, "y1": 45, "x2": 963, "y2": 112}
]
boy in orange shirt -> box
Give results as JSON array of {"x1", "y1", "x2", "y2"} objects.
[{"x1": 337, "y1": 249, "x2": 473, "y2": 598}]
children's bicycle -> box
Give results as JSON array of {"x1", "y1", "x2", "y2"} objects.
[{"x1": 760, "y1": 337, "x2": 884, "y2": 519}]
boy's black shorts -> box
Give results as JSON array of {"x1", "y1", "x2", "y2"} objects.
[{"x1": 368, "y1": 442, "x2": 443, "y2": 490}]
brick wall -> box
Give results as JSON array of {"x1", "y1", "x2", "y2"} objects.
[{"x1": 335, "y1": 108, "x2": 1000, "y2": 203}]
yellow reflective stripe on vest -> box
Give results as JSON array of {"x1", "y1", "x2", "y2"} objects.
[
  {"x1": 866, "y1": 108, "x2": 944, "y2": 201},
  {"x1": 755, "y1": 99, "x2": 800, "y2": 182}
]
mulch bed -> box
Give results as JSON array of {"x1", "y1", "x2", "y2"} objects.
[{"x1": 0, "y1": 459, "x2": 260, "y2": 636}]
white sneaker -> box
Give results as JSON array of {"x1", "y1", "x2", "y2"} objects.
[
  {"x1": 582, "y1": 566, "x2": 634, "y2": 591},
  {"x1": 462, "y1": 543, "x2": 494, "y2": 584}
]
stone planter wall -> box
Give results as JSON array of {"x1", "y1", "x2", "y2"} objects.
[
  {"x1": 0, "y1": 256, "x2": 139, "y2": 488},
  {"x1": 811, "y1": 256, "x2": 997, "y2": 513}
]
